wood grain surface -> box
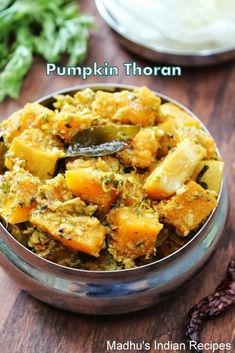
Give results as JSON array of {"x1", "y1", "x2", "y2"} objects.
[{"x1": 0, "y1": 1, "x2": 234, "y2": 352}]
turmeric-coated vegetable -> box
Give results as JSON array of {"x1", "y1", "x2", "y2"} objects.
[
  {"x1": 92, "y1": 87, "x2": 161, "y2": 126},
  {"x1": 156, "y1": 102, "x2": 201, "y2": 127},
  {"x1": 108, "y1": 207, "x2": 163, "y2": 260},
  {"x1": 118, "y1": 127, "x2": 161, "y2": 168},
  {"x1": 65, "y1": 168, "x2": 117, "y2": 211},
  {"x1": 5, "y1": 129, "x2": 64, "y2": 180},
  {"x1": 157, "y1": 180, "x2": 217, "y2": 236},
  {"x1": 0, "y1": 168, "x2": 40, "y2": 224},
  {"x1": 192, "y1": 160, "x2": 224, "y2": 193},
  {"x1": 30, "y1": 210, "x2": 107, "y2": 257},
  {"x1": 1, "y1": 103, "x2": 55, "y2": 145},
  {"x1": 144, "y1": 138, "x2": 206, "y2": 199}
]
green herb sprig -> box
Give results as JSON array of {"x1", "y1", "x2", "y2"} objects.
[{"x1": 0, "y1": 0, "x2": 94, "y2": 102}]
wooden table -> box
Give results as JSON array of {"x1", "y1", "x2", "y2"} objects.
[{"x1": 0, "y1": 1, "x2": 234, "y2": 352}]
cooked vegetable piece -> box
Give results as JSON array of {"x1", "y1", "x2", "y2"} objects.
[
  {"x1": 54, "y1": 88, "x2": 96, "y2": 110},
  {"x1": 115, "y1": 87, "x2": 161, "y2": 125},
  {"x1": 91, "y1": 90, "x2": 131, "y2": 120},
  {"x1": 66, "y1": 156, "x2": 121, "y2": 173},
  {"x1": 0, "y1": 168, "x2": 40, "y2": 224},
  {"x1": 30, "y1": 210, "x2": 106, "y2": 257},
  {"x1": 73, "y1": 88, "x2": 96, "y2": 106},
  {"x1": 0, "y1": 141, "x2": 7, "y2": 174},
  {"x1": 108, "y1": 207, "x2": 163, "y2": 260},
  {"x1": 185, "y1": 259, "x2": 235, "y2": 352},
  {"x1": 156, "y1": 103, "x2": 216, "y2": 159},
  {"x1": 65, "y1": 168, "x2": 118, "y2": 211},
  {"x1": 37, "y1": 174, "x2": 76, "y2": 209},
  {"x1": 66, "y1": 141, "x2": 128, "y2": 158},
  {"x1": 120, "y1": 174, "x2": 145, "y2": 207},
  {"x1": 157, "y1": 180, "x2": 217, "y2": 236},
  {"x1": 157, "y1": 119, "x2": 180, "y2": 157},
  {"x1": 1, "y1": 103, "x2": 55, "y2": 145},
  {"x1": 92, "y1": 87, "x2": 161, "y2": 125},
  {"x1": 5, "y1": 129, "x2": 65, "y2": 180},
  {"x1": 192, "y1": 160, "x2": 224, "y2": 193},
  {"x1": 51, "y1": 110, "x2": 98, "y2": 143},
  {"x1": 118, "y1": 127, "x2": 161, "y2": 168},
  {"x1": 180, "y1": 127, "x2": 217, "y2": 160},
  {"x1": 156, "y1": 102, "x2": 201, "y2": 127},
  {"x1": 144, "y1": 138, "x2": 206, "y2": 199}
]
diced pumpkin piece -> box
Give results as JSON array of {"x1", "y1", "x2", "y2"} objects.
[
  {"x1": 157, "y1": 119, "x2": 180, "y2": 157},
  {"x1": 1, "y1": 103, "x2": 55, "y2": 145},
  {"x1": 0, "y1": 169, "x2": 40, "y2": 224},
  {"x1": 108, "y1": 207, "x2": 163, "y2": 260},
  {"x1": 144, "y1": 138, "x2": 206, "y2": 199},
  {"x1": 92, "y1": 87, "x2": 161, "y2": 126},
  {"x1": 113, "y1": 87, "x2": 161, "y2": 125},
  {"x1": 120, "y1": 174, "x2": 145, "y2": 207},
  {"x1": 51, "y1": 109, "x2": 98, "y2": 142},
  {"x1": 5, "y1": 129, "x2": 64, "y2": 180},
  {"x1": 179, "y1": 127, "x2": 217, "y2": 160},
  {"x1": 53, "y1": 89, "x2": 96, "y2": 110},
  {"x1": 30, "y1": 210, "x2": 106, "y2": 257},
  {"x1": 157, "y1": 180, "x2": 217, "y2": 236},
  {"x1": 156, "y1": 102, "x2": 200, "y2": 127},
  {"x1": 38, "y1": 174, "x2": 74, "y2": 204},
  {"x1": 192, "y1": 160, "x2": 224, "y2": 193},
  {"x1": 118, "y1": 127, "x2": 161, "y2": 168},
  {"x1": 91, "y1": 90, "x2": 132, "y2": 120},
  {"x1": 66, "y1": 158, "x2": 96, "y2": 170},
  {"x1": 73, "y1": 88, "x2": 96, "y2": 106},
  {"x1": 2, "y1": 200, "x2": 31, "y2": 224},
  {"x1": 65, "y1": 168, "x2": 117, "y2": 211},
  {"x1": 0, "y1": 142, "x2": 7, "y2": 174},
  {"x1": 67, "y1": 156, "x2": 120, "y2": 173},
  {"x1": 113, "y1": 101, "x2": 156, "y2": 126},
  {"x1": 158, "y1": 116, "x2": 216, "y2": 159}
]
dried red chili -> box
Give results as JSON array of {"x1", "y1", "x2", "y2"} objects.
[{"x1": 185, "y1": 259, "x2": 235, "y2": 352}]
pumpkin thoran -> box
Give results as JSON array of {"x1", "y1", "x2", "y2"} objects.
[{"x1": 0, "y1": 86, "x2": 222, "y2": 270}]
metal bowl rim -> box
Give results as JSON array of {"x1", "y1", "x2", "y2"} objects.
[{"x1": 0, "y1": 83, "x2": 224, "y2": 276}]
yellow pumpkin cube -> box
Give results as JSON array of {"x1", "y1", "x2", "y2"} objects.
[
  {"x1": 157, "y1": 119, "x2": 180, "y2": 157},
  {"x1": 92, "y1": 87, "x2": 161, "y2": 126},
  {"x1": 51, "y1": 110, "x2": 98, "y2": 142},
  {"x1": 108, "y1": 207, "x2": 163, "y2": 260},
  {"x1": 65, "y1": 168, "x2": 117, "y2": 212},
  {"x1": 30, "y1": 210, "x2": 106, "y2": 257},
  {"x1": 2, "y1": 201, "x2": 32, "y2": 224},
  {"x1": 5, "y1": 129, "x2": 64, "y2": 180},
  {"x1": 179, "y1": 127, "x2": 217, "y2": 160},
  {"x1": 192, "y1": 160, "x2": 224, "y2": 193},
  {"x1": 144, "y1": 138, "x2": 206, "y2": 199},
  {"x1": 1, "y1": 103, "x2": 55, "y2": 145},
  {"x1": 118, "y1": 128, "x2": 161, "y2": 168},
  {"x1": 157, "y1": 180, "x2": 217, "y2": 236},
  {"x1": 156, "y1": 102, "x2": 200, "y2": 127},
  {"x1": 0, "y1": 169, "x2": 40, "y2": 224}
]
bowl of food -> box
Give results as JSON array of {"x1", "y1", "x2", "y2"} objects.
[
  {"x1": 96, "y1": 0, "x2": 235, "y2": 66},
  {"x1": 0, "y1": 84, "x2": 228, "y2": 314}
]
